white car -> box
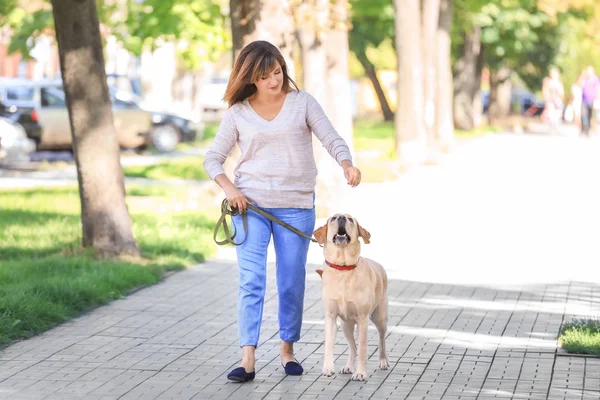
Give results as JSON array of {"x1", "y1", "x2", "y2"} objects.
[
  {"x1": 0, "y1": 117, "x2": 36, "y2": 162},
  {"x1": 198, "y1": 77, "x2": 228, "y2": 122}
]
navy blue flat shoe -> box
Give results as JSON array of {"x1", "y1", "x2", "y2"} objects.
[
  {"x1": 227, "y1": 367, "x2": 255, "y2": 382},
  {"x1": 282, "y1": 359, "x2": 304, "y2": 375}
]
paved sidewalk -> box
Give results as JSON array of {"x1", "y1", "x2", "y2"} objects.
[
  {"x1": 2, "y1": 133, "x2": 600, "y2": 399},
  {"x1": 1, "y1": 261, "x2": 599, "y2": 400}
]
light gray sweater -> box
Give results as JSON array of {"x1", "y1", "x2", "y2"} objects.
[{"x1": 203, "y1": 90, "x2": 352, "y2": 209}]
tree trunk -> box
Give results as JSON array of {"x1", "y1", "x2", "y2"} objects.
[
  {"x1": 322, "y1": 0, "x2": 355, "y2": 212},
  {"x1": 296, "y1": 0, "x2": 337, "y2": 215},
  {"x1": 488, "y1": 66, "x2": 512, "y2": 125},
  {"x1": 356, "y1": 51, "x2": 394, "y2": 121},
  {"x1": 50, "y1": 0, "x2": 139, "y2": 257},
  {"x1": 434, "y1": 0, "x2": 454, "y2": 147},
  {"x1": 422, "y1": 0, "x2": 441, "y2": 142},
  {"x1": 395, "y1": 0, "x2": 427, "y2": 165},
  {"x1": 229, "y1": 0, "x2": 296, "y2": 76},
  {"x1": 453, "y1": 25, "x2": 482, "y2": 131},
  {"x1": 296, "y1": 0, "x2": 328, "y2": 104}
]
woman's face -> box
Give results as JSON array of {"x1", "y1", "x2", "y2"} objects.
[{"x1": 253, "y1": 61, "x2": 283, "y2": 96}]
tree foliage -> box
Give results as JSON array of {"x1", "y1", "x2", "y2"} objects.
[
  {"x1": 0, "y1": 0, "x2": 17, "y2": 17},
  {"x1": 5, "y1": 0, "x2": 229, "y2": 70},
  {"x1": 452, "y1": 0, "x2": 598, "y2": 92},
  {"x1": 121, "y1": 0, "x2": 229, "y2": 69},
  {"x1": 349, "y1": 0, "x2": 394, "y2": 57}
]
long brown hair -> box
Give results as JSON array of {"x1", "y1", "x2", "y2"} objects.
[{"x1": 224, "y1": 40, "x2": 298, "y2": 107}]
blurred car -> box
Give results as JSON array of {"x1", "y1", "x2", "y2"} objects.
[
  {"x1": 109, "y1": 88, "x2": 203, "y2": 152},
  {"x1": 0, "y1": 77, "x2": 151, "y2": 150},
  {"x1": 0, "y1": 77, "x2": 203, "y2": 152},
  {"x1": 0, "y1": 117, "x2": 36, "y2": 162},
  {"x1": 198, "y1": 76, "x2": 228, "y2": 122},
  {"x1": 481, "y1": 88, "x2": 545, "y2": 117},
  {"x1": 0, "y1": 100, "x2": 42, "y2": 148}
]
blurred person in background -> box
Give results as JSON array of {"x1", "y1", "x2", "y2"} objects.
[
  {"x1": 542, "y1": 67, "x2": 565, "y2": 133},
  {"x1": 580, "y1": 66, "x2": 600, "y2": 136}
]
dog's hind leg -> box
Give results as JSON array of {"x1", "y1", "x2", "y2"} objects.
[
  {"x1": 370, "y1": 299, "x2": 389, "y2": 370},
  {"x1": 340, "y1": 320, "x2": 356, "y2": 374}
]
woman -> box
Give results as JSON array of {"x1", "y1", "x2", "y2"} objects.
[
  {"x1": 203, "y1": 40, "x2": 361, "y2": 382},
  {"x1": 569, "y1": 72, "x2": 584, "y2": 131},
  {"x1": 541, "y1": 67, "x2": 565, "y2": 132}
]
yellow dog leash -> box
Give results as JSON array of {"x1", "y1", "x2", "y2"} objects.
[{"x1": 213, "y1": 199, "x2": 320, "y2": 246}]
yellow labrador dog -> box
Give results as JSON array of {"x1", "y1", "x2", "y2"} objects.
[{"x1": 314, "y1": 214, "x2": 389, "y2": 381}]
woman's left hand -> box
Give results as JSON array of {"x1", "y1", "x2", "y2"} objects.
[{"x1": 344, "y1": 166, "x2": 361, "y2": 188}]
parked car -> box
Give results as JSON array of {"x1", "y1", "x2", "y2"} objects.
[
  {"x1": 108, "y1": 87, "x2": 203, "y2": 152},
  {"x1": 106, "y1": 74, "x2": 204, "y2": 151},
  {"x1": 0, "y1": 116, "x2": 36, "y2": 162},
  {"x1": 0, "y1": 78, "x2": 203, "y2": 152},
  {"x1": 198, "y1": 76, "x2": 228, "y2": 122},
  {"x1": 481, "y1": 88, "x2": 545, "y2": 117},
  {"x1": 0, "y1": 100, "x2": 43, "y2": 148}
]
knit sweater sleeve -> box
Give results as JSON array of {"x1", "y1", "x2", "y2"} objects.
[
  {"x1": 304, "y1": 92, "x2": 353, "y2": 165},
  {"x1": 203, "y1": 107, "x2": 238, "y2": 181}
]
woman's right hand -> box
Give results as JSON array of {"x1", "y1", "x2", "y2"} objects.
[{"x1": 224, "y1": 185, "x2": 248, "y2": 214}]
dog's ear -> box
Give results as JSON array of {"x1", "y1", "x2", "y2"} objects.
[
  {"x1": 316, "y1": 269, "x2": 323, "y2": 278},
  {"x1": 313, "y1": 224, "x2": 327, "y2": 245},
  {"x1": 357, "y1": 222, "x2": 371, "y2": 244}
]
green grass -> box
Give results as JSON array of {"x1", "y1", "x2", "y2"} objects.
[
  {"x1": 559, "y1": 318, "x2": 600, "y2": 355},
  {"x1": 202, "y1": 123, "x2": 219, "y2": 142},
  {"x1": 123, "y1": 157, "x2": 209, "y2": 181},
  {"x1": 176, "y1": 123, "x2": 219, "y2": 151},
  {"x1": 353, "y1": 120, "x2": 396, "y2": 159},
  {"x1": 0, "y1": 185, "x2": 217, "y2": 346},
  {"x1": 352, "y1": 120, "x2": 500, "y2": 182},
  {"x1": 354, "y1": 120, "x2": 500, "y2": 154},
  {"x1": 455, "y1": 125, "x2": 503, "y2": 137}
]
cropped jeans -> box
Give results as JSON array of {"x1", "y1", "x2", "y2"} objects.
[{"x1": 232, "y1": 202, "x2": 316, "y2": 348}]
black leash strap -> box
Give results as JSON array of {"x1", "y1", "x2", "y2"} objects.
[{"x1": 214, "y1": 199, "x2": 319, "y2": 246}]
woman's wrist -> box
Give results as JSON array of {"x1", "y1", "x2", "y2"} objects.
[{"x1": 341, "y1": 160, "x2": 353, "y2": 170}]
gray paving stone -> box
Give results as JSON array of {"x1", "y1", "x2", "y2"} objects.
[{"x1": 1, "y1": 250, "x2": 600, "y2": 399}]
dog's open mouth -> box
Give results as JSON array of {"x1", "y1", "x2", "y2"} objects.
[{"x1": 333, "y1": 227, "x2": 350, "y2": 245}]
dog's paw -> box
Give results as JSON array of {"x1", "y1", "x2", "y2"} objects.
[
  {"x1": 340, "y1": 365, "x2": 354, "y2": 374},
  {"x1": 351, "y1": 371, "x2": 366, "y2": 381},
  {"x1": 322, "y1": 364, "x2": 335, "y2": 377},
  {"x1": 379, "y1": 358, "x2": 389, "y2": 370}
]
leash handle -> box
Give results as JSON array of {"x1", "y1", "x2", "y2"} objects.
[{"x1": 214, "y1": 199, "x2": 320, "y2": 246}]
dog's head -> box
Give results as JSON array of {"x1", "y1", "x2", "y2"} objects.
[
  {"x1": 313, "y1": 214, "x2": 371, "y2": 247},
  {"x1": 313, "y1": 214, "x2": 371, "y2": 277}
]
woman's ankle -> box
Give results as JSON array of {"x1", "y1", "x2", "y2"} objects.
[
  {"x1": 241, "y1": 345, "x2": 256, "y2": 371},
  {"x1": 280, "y1": 341, "x2": 297, "y2": 364}
]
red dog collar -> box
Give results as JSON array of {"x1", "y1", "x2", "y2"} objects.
[{"x1": 326, "y1": 261, "x2": 357, "y2": 271}]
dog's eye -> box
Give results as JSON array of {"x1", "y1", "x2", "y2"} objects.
[
  {"x1": 348, "y1": 217, "x2": 354, "y2": 223},
  {"x1": 331, "y1": 216, "x2": 337, "y2": 221}
]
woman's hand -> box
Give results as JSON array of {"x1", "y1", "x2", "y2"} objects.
[
  {"x1": 215, "y1": 174, "x2": 248, "y2": 213},
  {"x1": 224, "y1": 185, "x2": 248, "y2": 213},
  {"x1": 341, "y1": 161, "x2": 361, "y2": 187}
]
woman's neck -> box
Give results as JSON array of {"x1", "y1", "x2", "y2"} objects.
[{"x1": 251, "y1": 90, "x2": 286, "y2": 104}]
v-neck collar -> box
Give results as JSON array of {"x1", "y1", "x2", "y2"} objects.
[{"x1": 246, "y1": 92, "x2": 289, "y2": 123}]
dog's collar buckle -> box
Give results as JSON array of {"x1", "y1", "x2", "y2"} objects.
[{"x1": 325, "y1": 261, "x2": 357, "y2": 271}]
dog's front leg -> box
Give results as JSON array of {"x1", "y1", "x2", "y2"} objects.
[
  {"x1": 322, "y1": 313, "x2": 337, "y2": 376},
  {"x1": 352, "y1": 318, "x2": 369, "y2": 381},
  {"x1": 340, "y1": 320, "x2": 356, "y2": 374}
]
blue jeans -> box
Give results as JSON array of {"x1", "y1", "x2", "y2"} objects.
[{"x1": 233, "y1": 204, "x2": 316, "y2": 348}]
